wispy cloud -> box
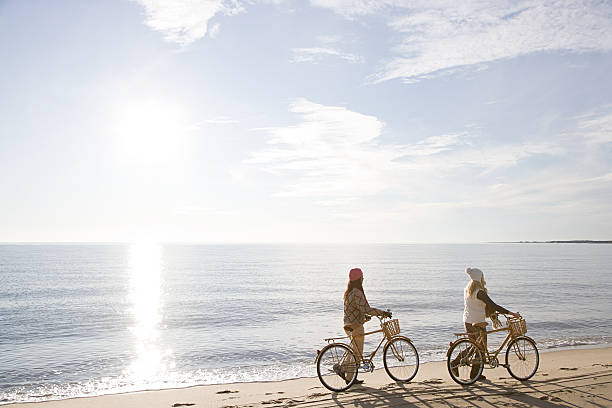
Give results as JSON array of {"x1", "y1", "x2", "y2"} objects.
[
  {"x1": 398, "y1": 133, "x2": 463, "y2": 157},
  {"x1": 247, "y1": 98, "x2": 401, "y2": 198},
  {"x1": 247, "y1": 99, "x2": 564, "y2": 201},
  {"x1": 573, "y1": 107, "x2": 612, "y2": 145},
  {"x1": 204, "y1": 116, "x2": 238, "y2": 125},
  {"x1": 134, "y1": 0, "x2": 244, "y2": 45},
  {"x1": 311, "y1": 0, "x2": 612, "y2": 83},
  {"x1": 309, "y1": 0, "x2": 391, "y2": 18},
  {"x1": 290, "y1": 47, "x2": 364, "y2": 64},
  {"x1": 462, "y1": 170, "x2": 612, "y2": 213},
  {"x1": 317, "y1": 34, "x2": 343, "y2": 44},
  {"x1": 208, "y1": 22, "x2": 221, "y2": 38}
]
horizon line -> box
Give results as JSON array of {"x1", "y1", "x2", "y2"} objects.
[{"x1": 1, "y1": 240, "x2": 610, "y2": 245}]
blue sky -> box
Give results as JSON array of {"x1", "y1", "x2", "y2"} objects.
[{"x1": 1, "y1": 0, "x2": 611, "y2": 243}]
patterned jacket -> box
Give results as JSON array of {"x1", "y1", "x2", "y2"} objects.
[{"x1": 344, "y1": 288, "x2": 384, "y2": 327}]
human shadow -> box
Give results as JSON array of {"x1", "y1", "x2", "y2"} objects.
[
  {"x1": 526, "y1": 370, "x2": 612, "y2": 404},
  {"x1": 320, "y1": 373, "x2": 611, "y2": 408},
  {"x1": 328, "y1": 382, "x2": 420, "y2": 408},
  {"x1": 466, "y1": 375, "x2": 611, "y2": 408},
  {"x1": 327, "y1": 381, "x2": 472, "y2": 408}
]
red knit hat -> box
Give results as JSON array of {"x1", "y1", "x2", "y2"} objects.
[{"x1": 349, "y1": 268, "x2": 363, "y2": 281}]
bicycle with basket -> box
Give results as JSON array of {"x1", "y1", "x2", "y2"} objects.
[
  {"x1": 446, "y1": 313, "x2": 539, "y2": 385},
  {"x1": 315, "y1": 312, "x2": 419, "y2": 392}
]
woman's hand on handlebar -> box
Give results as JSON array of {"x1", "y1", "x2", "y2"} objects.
[{"x1": 382, "y1": 310, "x2": 392, "y2": 319}]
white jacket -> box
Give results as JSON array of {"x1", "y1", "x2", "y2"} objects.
[{"x1": 463, "y1": 290, "x2": 486, "y2": 324}]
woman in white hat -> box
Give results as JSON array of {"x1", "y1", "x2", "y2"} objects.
[{"x1": 453, "y1": 267, "x2": 520, "y2": 381}]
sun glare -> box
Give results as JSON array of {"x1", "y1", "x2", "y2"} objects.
[
  {"x1": 126, "y1": 242, "x2": 173, "y2": 381},
  {"x1": 114, "y1": 99, "x2": 188, "y2": 166}
]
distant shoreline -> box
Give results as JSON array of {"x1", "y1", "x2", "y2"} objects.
[
  {"x1": 1, "y1": 241, "x2": 612, "y2": 245},
  {"x1": 496, "y1": 240, "x2": 612, "y2": 244}
]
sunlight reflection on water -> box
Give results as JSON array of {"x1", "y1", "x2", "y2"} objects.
[{"x1": 125, "y1": 243, "x2": 174, "y2": 381}]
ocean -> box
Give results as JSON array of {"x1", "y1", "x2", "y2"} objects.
[{"x1": 1, "y1": 243, "x2": 611, "y2": 404}]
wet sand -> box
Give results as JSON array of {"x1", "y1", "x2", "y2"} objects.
[{"x1": 7, "y1": 347, "x2": 612, "y2": 408}]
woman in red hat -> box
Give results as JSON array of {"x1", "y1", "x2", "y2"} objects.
[{"x1": 340, "y1": 267, "x2": 391, "y2": 384}]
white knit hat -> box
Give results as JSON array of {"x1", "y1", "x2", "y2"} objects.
[{"x1": 466, "y1": 267, "x2": 483, "y2": 282}]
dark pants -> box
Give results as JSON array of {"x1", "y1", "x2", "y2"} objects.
[
  {"x1": 452, "y1": 323, "x2": 487, "y2": 378},
  {"x1": 465, "y1": 323, "x2": 486, "y2": 378}
]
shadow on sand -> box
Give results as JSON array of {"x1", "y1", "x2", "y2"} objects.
[{"x1": 312, "y1": 369, "x2": 612, "y2": 408}]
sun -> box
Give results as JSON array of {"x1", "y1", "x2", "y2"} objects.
[{"x1": 113, "y1": 98, "x2": 188, "y2": 166}]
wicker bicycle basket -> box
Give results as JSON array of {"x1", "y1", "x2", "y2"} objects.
[
  {"x1": 382, "y1": 319, "x2": 401, "y2": 338},
  {"x1": 508, "y1": 317, "x2": 527, "y2": 337}
]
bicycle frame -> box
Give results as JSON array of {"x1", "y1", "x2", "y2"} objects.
[
  {"x1": 448, "y1": 321, "x2": 532, "y2": 366},
  {"x1": 316, "y1": 315, "x2": 420, "y2": 392},
  {"x1": 478, "y1": 326, "x2": 513, "y2": 363},
  {"x1": 320, "y1": 317, "x2": 403, "y2": 367},
  {"x1": 359, "y1": 325, "x2": 389, "y2": 365}
]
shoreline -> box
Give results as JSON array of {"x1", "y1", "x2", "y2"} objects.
[
  {"x1": 4, "y1": 342, "x2": 611, "y2": 404},
  {"x1": 5, "y1": 346, "x2": 612, "y2": 408}
]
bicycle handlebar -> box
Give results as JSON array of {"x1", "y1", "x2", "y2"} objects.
[
  {"x1": 493, "y1": 312, "x2": 522, "y2": 319},
  {"x1": 363, "y1": 309, "x2": 392, "y2": 322}
]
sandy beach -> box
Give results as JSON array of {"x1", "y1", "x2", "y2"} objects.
[{"x1": 7, "y1": 346, "x2": 611, "y2": 408}]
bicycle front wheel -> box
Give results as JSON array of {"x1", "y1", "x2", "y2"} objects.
[
  {"x1": 447, "y1": 338, "x2": 484, "y2": 385},
  {"x1": 383, "y1": 336, "x2": 419, "y2": 382},
  {"x1": 316, "y1": 343, "x2": 358, "y2": 392},
  {"x1": 505, "y1": 336, "x2": 539, "y2": 381}
]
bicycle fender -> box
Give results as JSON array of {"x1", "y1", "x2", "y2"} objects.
[
  {"x1": 446, "y1": 338, "x2": 466, "y2": 357},
  {"x1": 315, "y1": 342, "x2": 346, "y2": 364},
  {"x1": 446, "y1": 345, "x2": 453, "y2": 358}
]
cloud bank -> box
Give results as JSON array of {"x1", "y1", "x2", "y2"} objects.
[
  {"x1": 248, "y1": 99, "x2": 568, "y2": 203},
  {"x1": 311, "y1": 0, "x2": 612, "y2": 82},
  {"x1": 135, "y1": 0, "x2": 612, "y2": 80}
]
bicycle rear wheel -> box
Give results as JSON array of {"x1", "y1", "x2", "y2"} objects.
[
  {"x1": 316, "y1": 343, "x2": 358, "y2": 392},
  {"x1": 505, "y1": 336, "x2": 539, "y2": 380},
  {"x1": 383, "y1": 336, "x2": 419, "y2": 382},
  {"x1": 447, "y1": 339, "x2": 484, "y2": 385}
]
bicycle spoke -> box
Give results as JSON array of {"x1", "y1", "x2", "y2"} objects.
[
  {"x1": 383, "y1": 337, "x2": 419, "y2": 382},
  {"x1": 447, "y1": 339, "x2": 483, "y2": 385},
  {"x1": 506, "y1": 337, "x2": 539, "y2": 381},
  {"x1": 317, "y1": 344, "x2": 358, "y2": 392}
]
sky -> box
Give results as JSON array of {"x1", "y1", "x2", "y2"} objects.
[{"x1": 1, "y1": 0, "x2": 611, "y2": 243}]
